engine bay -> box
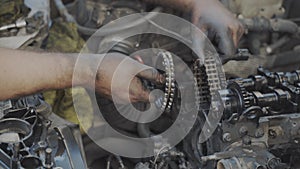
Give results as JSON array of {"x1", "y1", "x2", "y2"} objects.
[{"x1": 1, "y1": 0, "x2": 300, "y2": 169}]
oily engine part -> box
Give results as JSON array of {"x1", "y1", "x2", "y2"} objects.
[
  {"x1": 0, "y1": 102, "x2": 88, "y2": 169},
  {"x1": 194, "y1": 67, "x2": 300, "y2": 169}
]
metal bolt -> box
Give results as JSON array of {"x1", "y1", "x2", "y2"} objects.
[
  {"x1": 38, "y1": 141, "x2": 47, "y2": 148},
  {"x1": 223, "y1": 133, "x2": 232, "y2": 142},
  {"x1": 267, "y1": 158, "x2": 281, "y2": 169},
  {"x1": 243, "y1": 136, "x2": 252, "y2": 145},
  {"x1": 295, "y1": 88, "x2": 300, "y2": 94},
  {"x1": 269, "y1": 129, "x2": 277, "y2": 139},
  {"x1": 239, "y1": 126, "x2": 248, "y2": 136},
  {"x1": 255, "y1": 128, "x2": 264, "y2": 138},
  {"x1": 45, "y1": 148, "x2": 53, "y2": 168}
]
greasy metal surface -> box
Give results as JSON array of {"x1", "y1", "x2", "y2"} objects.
[
  {"x1": 0, "y1": 105, "x2": 88, "y2": 169},
  {"x1": 54, "y1": 126, "x2": 88, "y2": 169},
  {"x1": 207, "y1": 68, "x2": 300, "y2": 169}
]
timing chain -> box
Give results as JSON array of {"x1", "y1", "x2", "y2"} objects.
[
  {"x1": 193, "y1": 53, "x2": 223, "y2": 110},
  {"x1": 159, "y1": 51, "x2": 176, "y2": 112},
  {"x1": 158, "y1": 51, "x2": 223, "y2": 112}
]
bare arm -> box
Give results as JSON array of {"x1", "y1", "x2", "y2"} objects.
[
  {"x1": 141, "y1": 0, "x2": 227, "y2": 13},
  {"x1": 142, "y1": 0, "x2": 194, "y2": 12},
  {"x1": 0, "y1": 48, "x2": 90, "y2": 100},
  {"x1": 0, "y1": 48, "x2": 163, "y2": 103}
]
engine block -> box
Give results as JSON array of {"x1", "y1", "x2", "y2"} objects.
[
  {"x1": 200, "y1": 67, "x2": 300, "y2": 169},
  {"x1": 0, "y1": 99, "x2": 87, "y2": 169}
]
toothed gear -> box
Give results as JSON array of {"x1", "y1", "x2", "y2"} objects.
[
  {"x1": 236, "y1": 80, "x2": 253, "y2": 109},
  {"x1": 227, "y1": 79, "x2": 253, "y2": 109},
  {"x1": 159, "y1": 51, "x2": 175, "y2": 112}
]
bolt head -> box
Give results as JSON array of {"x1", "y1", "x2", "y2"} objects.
[
  {"x1": 223, "y1": 133, "x2": 232, "y2": 142},
  {"x1": 243, "y1": 137, "x2": 252, "y2": 145},
  {"x1": 255, "y1": 128, "x2": 264, "y2": 138},
  {"x1": 239, "y1": 126, "x2": 248, "y2": 136}
]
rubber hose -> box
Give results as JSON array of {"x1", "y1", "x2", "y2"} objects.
[{"x1": 240, "y1": 17, "x2": 298, "y2": 34}]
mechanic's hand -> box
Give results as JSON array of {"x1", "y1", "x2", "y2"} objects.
[
  {"x1": 192, "y1": 0, "x2": 244, "y2": 55},
  {"x1": 95, "y1": 53, "x2": 164, "y2": 104}
]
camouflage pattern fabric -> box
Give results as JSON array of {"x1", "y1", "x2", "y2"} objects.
[
  {"x1": 44, "y1": 20, "x2": 93, "y2": 131},
  {"x1": 0, "y1": 0, "x2": 30, "y2": 27},
  {"x1": 0, "y1": 0, "x2": 93, "y2": 131},
  {"x1": 46, "y1": 20, "x2": 85, "y2": 52}
]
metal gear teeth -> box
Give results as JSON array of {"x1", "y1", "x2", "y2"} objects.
[
  {"x1": 159, "y1": 51, "x2": 176, "y2": 112},
  {"x1": 239, "y1": 83, "x2": 253, "y2": 108},
  {"x1": 230, "y1": 79, "x2": 253, "y2": 109}
]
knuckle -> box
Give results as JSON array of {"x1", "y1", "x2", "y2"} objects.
[
  {"x1": 230, "y1": 23, "x2": 240, "y2": 31},
  {"x1": 239, "y1": 25, "x2": 245, "y2": 33},
  {"x1": 227, "y1": 25, "x2": 235, "y2": 32}
]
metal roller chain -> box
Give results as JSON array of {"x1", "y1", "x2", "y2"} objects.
[{"x1": 159, "y1": 51, "x2": 176, "y2": 112}]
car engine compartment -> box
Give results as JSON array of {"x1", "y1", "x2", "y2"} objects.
[{"x1": 1, "y1": 0, "x2": 300, "y2": 168}]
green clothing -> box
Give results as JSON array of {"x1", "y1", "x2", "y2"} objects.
[
  {"x1": 0, "y1": 0, "x2": 29, "y2": 27},
  {"x1": 44, "y1": 21, "x2": 93, "y2": 131},
  {"x1": 46, "y1": 21, "x2": 85, "y2": 53},
  {"x1": 0, "y1": 0, "x2": 93, "y2": 131}
]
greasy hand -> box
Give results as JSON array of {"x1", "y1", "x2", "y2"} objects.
[
  {"x1": 95, "y1": 53, "x2": 164, "y2": 104},
  {"x1": 192, "y1": 0, "x2": 244, "y2": 55}
]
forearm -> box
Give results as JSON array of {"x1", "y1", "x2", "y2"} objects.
[
  {"x1": 142, "y1": 0, "x2": 222, "y2": 13},
  {"x1": 142, "y1": 0, "x2": 194, "y2": 12},
  {"x1": 0, "y1": 48, "x2": 93, "y2": 100}
]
